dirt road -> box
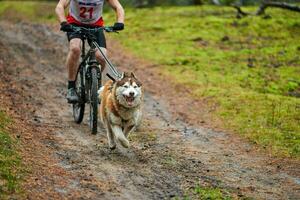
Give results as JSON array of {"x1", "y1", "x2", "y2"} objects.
[{"x1": 0, "y1": 21, "x2": 299, "y2": 199}]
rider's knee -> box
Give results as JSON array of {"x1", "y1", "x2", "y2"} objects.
[
  {"x1": 97, "y1": 57, "x2": 106, "y2": 69},
  {"x1": 95, "y1": 51, "x2": 106, "y2": 67},
  {"x1": 95, "y1": 54, "x2": 104, "y2": 62},
  {"x1": 69, "y1": 44, "x2": 81, "y2": 57}
]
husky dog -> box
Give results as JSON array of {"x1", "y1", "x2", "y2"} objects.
[{"x1": 98, "y1": 72, "x2": 143, "y2": 149}]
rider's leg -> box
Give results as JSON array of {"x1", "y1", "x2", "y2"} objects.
[
  {"x1": 95, "y1": 47, "x2": 107, "y2": 72},
  {"x1": 95, "y1": 48, "x2": 108, "y2": 84},
  {"x1": 66, "y1": 38, "x2": 82, "y2": 103},
  {"x1": 93, "y1": 29, "x2": 107, "y2": 84},
  {"x1": 67, "y1": 38, "x2": 82, "y2": 83}
]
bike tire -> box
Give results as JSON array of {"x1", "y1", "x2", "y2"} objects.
[
  {"x1": 89, "y1": 67, "x2": 100, "y2": 134},
  {"x1": 73, "y1": 68, "x2": 85, "y2": 123}
]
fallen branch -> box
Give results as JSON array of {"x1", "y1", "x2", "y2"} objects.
[
  {"x1": 256, "y1": 1, "x2": 300, "y2": 15},
  {"x1": 232, "y1": 1, "x2": 300, "y2": 18},
  {"x1": 232, "y1": 4, "x2": 249, "y2": 17}
]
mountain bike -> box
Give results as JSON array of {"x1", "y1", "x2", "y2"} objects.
[{"x1": 63, "y1": 25, "x2": 120, "y2": 134}]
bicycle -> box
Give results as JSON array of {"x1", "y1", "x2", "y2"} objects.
[{"x1": 62, "y1": 25, "x2": 121, "y2": 134}]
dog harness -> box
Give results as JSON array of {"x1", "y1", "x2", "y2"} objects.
[{"x1": 67, "y1": 0, "x2": 105, "y2": 27}]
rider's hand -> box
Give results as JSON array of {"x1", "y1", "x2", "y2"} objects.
[
  {"x1": 112, "y1": 22, "x2": 124, "y2": 31},
  {"x1": 60, "y1": 21, "x2": 73, "y2": 32}
]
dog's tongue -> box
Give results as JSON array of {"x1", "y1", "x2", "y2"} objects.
[{"x1": 125, "y1": 96, "x2": 134, "y2": 106}]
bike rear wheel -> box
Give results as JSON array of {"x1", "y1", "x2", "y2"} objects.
[
  {"x1": 73, "y1": 68, "x2": 85, "y2": 123},
  {"x1": 89, "y1": 66, "x2": 100, "y2": 134}
]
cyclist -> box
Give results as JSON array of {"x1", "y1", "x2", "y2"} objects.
[{"x1": 55, "y1": 0, "x2": 125, "y2": 103}]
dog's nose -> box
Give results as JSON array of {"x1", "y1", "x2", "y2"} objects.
[{"x1": 129, "y1": 92, "x2": 134, "y2": 97}]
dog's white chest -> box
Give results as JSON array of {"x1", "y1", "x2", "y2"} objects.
[{"x1": 109, "y1": 108, "x2": 141, "y2": 127}]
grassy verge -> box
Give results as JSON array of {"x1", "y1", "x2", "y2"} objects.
[
  {"x1": 0, "y1": 111, "x2": 22, "y2": 198},
  {"x1": 0, "y1": 2, "x2": 299, "y2": 157},
  {"x1": 104, "y1": 6, "x2": 300, "y2": 157},
  {"x1": 192, "y1": 185, "x2": 232, "y2": 200},
  {"x1": 175, "y1": 184, "x2": 234, "y2": 200},
  {"x1": 0, "y1": 1, "x2": 56, "y2": 23}
]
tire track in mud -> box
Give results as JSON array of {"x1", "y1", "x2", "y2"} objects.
[{"x1": 0, "y1": 21, "x2": 299, "y2": 199}]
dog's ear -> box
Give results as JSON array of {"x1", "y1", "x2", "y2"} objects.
[
  {"x1": 123, "y1": 72, "x2": 131, "y2": 78},
  {"x1": 131, "y1": 72, "x2": 136, "y2": 78},
  {"x1": 116, "y1": 72, "x2": 126, "y2": 84}
]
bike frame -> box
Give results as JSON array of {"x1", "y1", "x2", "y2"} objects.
[
  {"x1": 78, "y1": 39, "x2": 101, "y2": 103},
  {"x1": 74, "y1": 26, "x2": 122, "y2": 83},
  {"x1": 65, "y1": 25, "x2": 122, "y2": 133}
]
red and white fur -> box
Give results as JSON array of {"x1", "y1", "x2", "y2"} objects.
[{"x1": 98, "y1": 72, "x2": 143, "y2": 149}]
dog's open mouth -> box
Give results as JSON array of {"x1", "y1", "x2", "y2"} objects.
[{"x1": 123, "y1": 95, "x2": 135, "y2": 106}]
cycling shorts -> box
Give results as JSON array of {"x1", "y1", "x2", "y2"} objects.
[{"x1": 66, "y1": 24, "x2": 106, "y2": 48}]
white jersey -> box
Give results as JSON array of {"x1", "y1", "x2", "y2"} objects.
[{"x1": 69, "y1": 0, "x2": 105, "y2": 24}]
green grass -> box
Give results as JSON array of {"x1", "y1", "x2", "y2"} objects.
[
  {"x1": 0, "y1": 2, "x2": 299, "y2": 157},
  {"x1": 175, "y1": 184, "x2": 233, "y2": 200},
  {"x1": 0, "y1": 1, "x2": 56, "y2": 23},
  {"x1": 0, "y1": 111, "x2": 22, "y2": 198},
  {"x1": 193, "y1": 185, "x2": 232, "y2": 200},
  {"x1": 104, "y1": 6, "x2": 300, "y2": 157}
]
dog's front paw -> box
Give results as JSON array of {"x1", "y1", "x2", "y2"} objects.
[
  {"x1": 109, "y1": 144, "x2": 116, "y2": 150},
  {"x1": 117, "y1": 136, "x2": 130, "y2": 148},
  {"x1": 108, "y1": 140, "x2": 116, "y2": 150}
]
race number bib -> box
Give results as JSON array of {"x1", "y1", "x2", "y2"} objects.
[{"x1": 70, "y1": 0, "x2": 104, "y2": 24}]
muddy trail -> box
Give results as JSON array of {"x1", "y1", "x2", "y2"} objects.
[{"x1": 0, "y1": 21, "x2": 299, "y2": 199}]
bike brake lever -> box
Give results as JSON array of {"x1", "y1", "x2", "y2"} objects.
[{"x1": 104, "y1": 27, "x2": 119, "y2": 33}]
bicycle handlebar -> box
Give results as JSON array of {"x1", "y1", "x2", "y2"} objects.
[
  {"x1": 61, "y1": 25, "x2": 118, "y2": 35},
  {"x1": 70, "y1": 25, "x2": 116, "y2": 33},
  {"x1": 61, "y1": 25, "x2": 118, "y2": 41}
]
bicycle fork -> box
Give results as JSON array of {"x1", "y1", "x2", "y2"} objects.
[{"x1": 88, "y1": 44, "x2": 102, "y2": 81}]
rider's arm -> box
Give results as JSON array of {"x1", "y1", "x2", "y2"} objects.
[
  {"x1": 107, "y1": 0, "x2": 125, "y2": 23},
  {"x1": 55, "y1": 0, "x2": 70, "y2": 23}
]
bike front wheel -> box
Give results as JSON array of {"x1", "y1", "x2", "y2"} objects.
[
  {"x1": 89, "y1": 66, "x2": 100, "y2": 134},
  {"x1": 73, "y1": 68, "x2": 85, "y2": 123}
]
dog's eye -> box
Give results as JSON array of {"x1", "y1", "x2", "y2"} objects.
[
  {"x1": 133, "y1": 86, "x2": 137, "y2": 88},
  {"x1": 124, "y1": 85, "x2": 129, "y2": 88}
]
